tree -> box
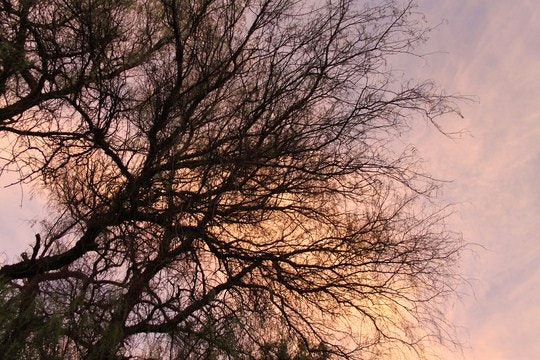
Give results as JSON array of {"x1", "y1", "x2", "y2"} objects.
[{"x1": 0, "y1": 0, "x2": 462, "y2": 358}]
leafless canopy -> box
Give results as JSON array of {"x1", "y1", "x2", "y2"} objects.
[{"x1": 0, "y1": 0, "x2": 461, "y2": 358}]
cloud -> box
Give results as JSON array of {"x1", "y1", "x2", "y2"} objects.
[{"x1": 412, "y1": 1, "x2": 540, "y2": 359}]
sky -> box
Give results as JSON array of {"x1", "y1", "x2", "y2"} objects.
[
  {"x1": 406, "y1": 0, "x2": 540, "y2": 359},
  {"x1": 1, "y1": 1, "x2": 540, "y2": 359}
]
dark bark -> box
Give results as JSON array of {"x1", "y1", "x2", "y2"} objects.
[{"x1": 0, "y1": 0, "x2": 462, "y2": 359}]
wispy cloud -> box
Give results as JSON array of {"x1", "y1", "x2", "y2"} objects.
[{"x1": 413, "y1": 1, "x2": 540, "y2": 358}]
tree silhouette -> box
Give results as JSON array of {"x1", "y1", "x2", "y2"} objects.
[{"x1": 0, "y1": 0, "x2": 462, "y2": 358}]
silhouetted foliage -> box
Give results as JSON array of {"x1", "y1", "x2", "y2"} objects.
[{"x1": 0, "y1": 0, "x2": 461, "y2": 358}]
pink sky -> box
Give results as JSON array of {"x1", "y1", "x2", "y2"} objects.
[
  {"x1": 1, "y1": 1, "x2": 539, "y2": 359},
  {"x1": 409, "y1": 0, "x2": 540, "y2": 358}
]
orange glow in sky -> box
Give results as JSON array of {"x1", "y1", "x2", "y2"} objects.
[{"x1": 1, "y1": 1, "x2": 539, "y2": 359}]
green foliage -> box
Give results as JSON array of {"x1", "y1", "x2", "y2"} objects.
[{"x1": 0, "y1": 280, "x2": 67, "y2": 359}]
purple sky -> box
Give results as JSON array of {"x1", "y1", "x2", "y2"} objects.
[
  {"x1": 1, "y1": 1, "x2": 539, "y2": 359},
  {"x1": 409, "y1": 1, "x2": 540, "y2": 358}
]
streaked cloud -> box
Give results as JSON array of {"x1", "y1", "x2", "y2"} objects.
[
  {"x1": 413, "y1": 1, "x2": 540, "y2": 358},
  {"x1": 1, "y1": 1, "x2": 539, "y2": 358}
]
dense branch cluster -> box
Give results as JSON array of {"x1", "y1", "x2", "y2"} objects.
[{"x1": 0, "y1": 0, "x2": 461, "y2": 359}]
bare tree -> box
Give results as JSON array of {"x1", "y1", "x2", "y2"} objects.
[{"x1": 0, "y1": 0, "x2": 462, "y2": 359}]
